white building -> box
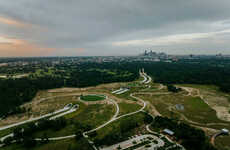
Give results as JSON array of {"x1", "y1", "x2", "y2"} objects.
[{"x1": 221, "y1": 129, "x2": 229, "y2": 134}]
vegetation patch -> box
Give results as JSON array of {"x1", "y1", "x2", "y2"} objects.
[
  {"x1": 151, "y1": 116, "x2": 217, "y2": 150},
  {"x1": 215, "y1": 135, "x2": 230, "y2": 150},
  {"x1": 136, "y1": 93, "x2": 229, "y2": 126},
  {"x1": 1, "y1": 138, "x2": 93, "y2": 150},
  {"x1": 80, "y1": 94, "x2": 105, "y2": 101},
  {"x1": 91, "y1": 112, "x2": 152, "y2": 147},
  {"x1": 33, "y1": 103, "x2": 114, "y2": 138},
  {"x1": 118, "y1": 102, "x2": 142, "y2": 116}
]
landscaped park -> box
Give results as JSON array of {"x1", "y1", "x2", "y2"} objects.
[{"x1": 0, "y1": 70, "x2": 229, "y2": 150}]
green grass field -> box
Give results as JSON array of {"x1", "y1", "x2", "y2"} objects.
[
  {"x1": 136, "y1": 93, "x2": 229, "y2": 128},
  {"x1": 215, "y1": 135, "x2": 230, "y2": 150},
  {"x1": 80, "y1": 95, "x2": 105, "y2": 101},
  {"x1": 118, "y1": 102, "x2": 142, "y2": 116},
  {"x1": 2, "y1": 82, "x2": 230, "y2": 150},
  {"x1": 33, "y1": 103, "x2": 115, "y2": 138},
  {"x1": 91, "y1": 112, "x2": 148, "y2": 144}
]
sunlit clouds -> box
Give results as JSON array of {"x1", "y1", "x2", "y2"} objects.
[
  {"x1": 0, "y1": 36, "x2": 55, "y2": 57},
  {"x1": 0, "y1": 0, "x2": 230, "y2": 56},
  {"x1": 0, "y1": 16, "x2": 29, "y2": 27}
]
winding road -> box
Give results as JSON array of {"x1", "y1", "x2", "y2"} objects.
[{"x1": 140, "y1": 70, "x2": 152, "y2": 84}]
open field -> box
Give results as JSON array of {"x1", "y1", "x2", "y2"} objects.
[
  {"x1": 178, "y1": 84, "x2": 230, "y2": 122},
  {"x1": 91, "y1": 112, "x2": 149, "y2": 145},
  {"x1": 175, "y1": 84, "x2": 230, "y2": 149},
  {"x1": 0, "y1": 95, "x2": 80, "y2": 127},
  {"x1": 136, "y1": 93, "x2": 230, "y2": 129},
  {"x1": 33, "y1": 103, "x2": 115, "y2": 138},
  {"x1": 215, "y1": 136, "x2": 230, "y2": 150},
  {"x1": 118, "y1": 102, "x2": 142, "y2": 116}
]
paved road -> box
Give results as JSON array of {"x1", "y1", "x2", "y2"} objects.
[
  {"x1": 0, "y1": 105, "x2": 72, "y2": 131},
  {"x1": 101, "y1": 134, "x2": 164, "y2": 150},
  {"x1": 146, "y1": 124, "x2": 185, "y2": 150},
  {"x1": 0, "y1": 104, "x2": 79, "y2": 143},
  {"x1": 112, "y1": 88, "x2": 123, "y2": 94},
  {"x1": 116, "y1": 89, "x2": 129, "y2": 95},
  {"x1": 35, "y1": 75, "x2": 148, "y2": 141},
  {"x1": 83, "y1": 98, "x2": 120, "y2": 136},
  {"x1": 210, "y1": 131, "x2": 223, "y2": 146},
  {"x1": 0, "y1": 92, "x2": 86, "y2": 131},
  {"x1": 0, "y1": 71, "x2": 150, "y2": 149},
  {"x1": 140, "y1": 71, "x2": 152, "y2": 84},
  {"x1": 35, "y1": 135, "x2": 76, "y2": 141},
  {"x1": 50, "y1": 104, "x2": 79, "y2": 120},
  {"x1": 32, "y1": 93, "x2": 146, "y2": 143},
  {"x1": 145, "y1": 73, "x2": 152, "y2": 84},
  {"x1": 140, "y1": 72, "x2": 148, "y2": 84}
]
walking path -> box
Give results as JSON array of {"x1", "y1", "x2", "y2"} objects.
[
  {"x1": 0, "y1": 104, "x2": 74, "y2": 131},
  {"x1": 0, "y1": 104, "x2": 79, "y2": 142},
  {"x1": 0, "y1": 71, "x2": 153, "y2": 150},
  {"x1": 35, "y1": 83, "x2": 147, "y2": 142},
  {"x1": 140, "y1": 71, "x2": 152, "y2": 84}
]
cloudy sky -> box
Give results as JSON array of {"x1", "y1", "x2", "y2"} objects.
[{"x1": 0, "y1": 0, "x2": 230, "y2": 57}]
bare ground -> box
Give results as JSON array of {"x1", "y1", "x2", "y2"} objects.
[{"x1": 179, "y1": 86, "x2": 230, "y2": 122}]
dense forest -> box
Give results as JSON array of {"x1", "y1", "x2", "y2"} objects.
[{"x1": 141, "y1": 60, "x2": 230, "y2": 92}]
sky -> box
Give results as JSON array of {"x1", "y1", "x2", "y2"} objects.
[{"x1": 0, "y1": 0, "x2": 230, "y2": 57}]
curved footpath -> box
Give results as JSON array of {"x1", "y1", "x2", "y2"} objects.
[
  {"x1": 140, "y1": 71, "x2": 152, "y2": 84},
  {"x1": 0, "y1": 71, "x2": 151, "y2": 149},
  {"x1": 32, "y1": 93, "x2": 146, "y2": 141}
]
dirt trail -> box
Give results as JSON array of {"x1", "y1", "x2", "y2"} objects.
[
  {"x1": 179, "y1": 86, "x2": 230, "y2": 122},
  {"x1": 158, "y1": 84, "x2": 165, "y2": 90}
]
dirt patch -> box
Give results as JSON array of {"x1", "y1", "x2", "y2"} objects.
[
  {"x1": 214, "y1": 106, "x2": 230, "y2": 122},
  {"x1": 145, "y1": 101, "x2": 161, "y2": 116},
  {"x1": 196, "y1": 126, "x2": 218, "y2": 136},
  {"x1": 179, "y1": 85, "x2": 230, "y2": 123}
]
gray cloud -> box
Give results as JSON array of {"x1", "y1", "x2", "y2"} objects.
[{"x1": 0, "y1": 0, "x2": 230, "y2": 56}]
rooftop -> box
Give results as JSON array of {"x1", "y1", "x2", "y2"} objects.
[{"x1": 163, "y1": 129, "x2": 174, "y2": 136}]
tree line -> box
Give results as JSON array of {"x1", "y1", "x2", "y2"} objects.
[
  {"x1": 1, "y1": 59, "x2": 230, "y2": 117},
  {"x1": 0, "y1": 62, "x2": 138, "y2": 117}
]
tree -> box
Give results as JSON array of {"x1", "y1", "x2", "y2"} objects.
[
  {"x1": 41, "y1": 133, "x2": 49, "y2": 144},
  {"x1": 167, "y1": 85, "x2": 181, "y2": 93},
  {"x1": 143, "y1": 112, "x2": 153, "y2": 124},
  {"x1": 13, "y1": 127, "x2": 23, "y2": 139},
  {"x1": 3, "y1": 136, "x2": 14, "y2": 145},
  {"x1": 75, "y1": 130, "x2": 83, "y2": 140},
  {"x1": 23, "y1": 138, "x2": 37, "y2": 148}
]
